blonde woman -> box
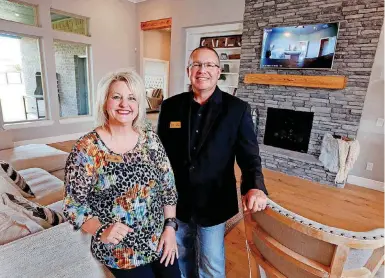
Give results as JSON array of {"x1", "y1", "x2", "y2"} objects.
[{"x1": 63, "y1": 69, "x2": 180, "y2": 278}]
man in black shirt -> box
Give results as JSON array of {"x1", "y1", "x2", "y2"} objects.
[{"x1": 157, "y1": 46, "x2": 267, "y2": 278}]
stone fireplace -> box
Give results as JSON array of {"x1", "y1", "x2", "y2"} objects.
[{"x1": 238, "y1": 0, "x2": 383, "y2": 186}]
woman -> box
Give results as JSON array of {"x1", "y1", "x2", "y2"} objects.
[{"x1": 63, "y1": 69, "x2": 180, "y2": 278}]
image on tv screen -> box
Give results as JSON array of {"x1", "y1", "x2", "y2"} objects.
[{"x1": 260, "y1": 22, "x2": 340, "y2": 69}]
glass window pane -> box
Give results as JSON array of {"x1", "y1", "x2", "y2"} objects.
[
  {"x1": 54, "y1": 41, "x2": 90, "y2": 118},
  {"x1": 51, "y1": 11, "x2": 88, "y2": 36},
  {"x1": 0, "y1": 0, "x2": 37, "y2": 26},
  {"x1": 0, "y1": 33, "x2": 46, "y2": 123}
]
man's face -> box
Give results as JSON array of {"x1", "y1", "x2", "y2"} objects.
[{"x1": 187, "y1": 49, "x2": 221, "y2": 93}]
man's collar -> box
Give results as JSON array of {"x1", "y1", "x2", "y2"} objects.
[{"x1": 190, "y1": 86, "x2": 222, "y2": 105}]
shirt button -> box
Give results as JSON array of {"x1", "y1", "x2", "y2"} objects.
[
  {"x1": 196, "y1": 130, "x2": 199, "y2": 133},
  {"x1": 193, "y1": 147, "x2": 196, "y2": 150},
  {"x1": 198, "y1": 114, "x2": 201, "y2": 117}
]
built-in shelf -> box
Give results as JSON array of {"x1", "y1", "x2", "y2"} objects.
[{"x1": 184, "y1": 23, "x2": 243, "y2": 93}]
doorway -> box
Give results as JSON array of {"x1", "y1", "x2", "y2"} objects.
[{"x1": 140, "y1": 18, "x2": 172, "y2": 114}]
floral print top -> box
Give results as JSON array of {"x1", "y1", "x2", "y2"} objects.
[{"x1": 63, "y1": 127, "x2": 177, "y2": 269}]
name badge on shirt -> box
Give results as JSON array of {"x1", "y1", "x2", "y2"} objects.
[
  {"x1": 170, "y1": 121, "x2": 181, "y2": 128},
  {"x1": 105, "y1": 154, "x2": 124, "y2": 163}
]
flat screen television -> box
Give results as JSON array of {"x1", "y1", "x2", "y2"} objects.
[{"x1": 260, "y1": 22, "x2": 340, "y2": 69}]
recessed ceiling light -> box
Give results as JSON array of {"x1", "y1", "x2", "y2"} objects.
[{"x1": 15, "y1": 13, "x2": 20, "y2": 17}]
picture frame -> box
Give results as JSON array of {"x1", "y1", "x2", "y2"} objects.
[{"x1": 220, "y1": 53, "x2": 228, "y2": 60}]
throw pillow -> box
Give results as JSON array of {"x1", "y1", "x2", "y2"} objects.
[
  {"x1": 1, "y1": 192, "x2": 65, "y2": 229},
  {"x1": 0, "y1": 176, "x2": 22, "y2": 197},
  {"x1": 0, "y1": 161, "x2": 35, "y2": 198},
  {"x1": 0, "y1": 202, "x2": 43, "y2": 245}
]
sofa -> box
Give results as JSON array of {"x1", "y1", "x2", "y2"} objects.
[{"x1": 0, "y1": 131, "x2": 113, "y2": 277}]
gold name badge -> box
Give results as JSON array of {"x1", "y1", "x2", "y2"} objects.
[
  {"x1": 170, "y1": 121, "x2": 181, "y2": 128},
  {"x1": 105, "y1": 154, "x2": 124, "y2": 163}
]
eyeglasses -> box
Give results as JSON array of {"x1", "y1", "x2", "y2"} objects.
[{"x1": 189, "y1": 62, "x2": 220, "y2": 69}]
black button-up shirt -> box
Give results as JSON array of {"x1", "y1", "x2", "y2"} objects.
[{"x1": 189, "y1": 89, "x2": 220, "y2": 156}]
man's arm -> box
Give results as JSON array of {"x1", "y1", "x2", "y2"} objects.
[{"x1": 235, "y1": 103, "x2": 268, "y2": 196}]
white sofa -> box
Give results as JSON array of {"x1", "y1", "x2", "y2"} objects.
[{"x1": 0, "y1": 131, "x2": 114, "y2": 277}]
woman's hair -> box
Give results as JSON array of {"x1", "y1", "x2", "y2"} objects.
[{"x1": 95, "y1": 68, "x2": 146, "y2": 132}]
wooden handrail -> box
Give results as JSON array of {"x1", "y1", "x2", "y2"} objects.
[{"x1": 254, "y1": 207, "x2": 384, "y2": 249}]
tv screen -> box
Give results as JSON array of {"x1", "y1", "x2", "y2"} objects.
[{"x1": 260, "y1": 22, "x2": 340, "y2": 69}]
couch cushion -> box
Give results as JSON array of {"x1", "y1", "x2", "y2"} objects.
[
  {"x1": 0, "y1": 202, "x2": 43, "y2": 245},
  {"x1": 0, "y1": 144, "x2": 68, "y2": 173},
  {"x1": 1, "y1": 193, "x2": 65, "y2": 229},
  {"x1": 47, "y1": 200, "x2": 63, "y2": 214},
  {"x1": 0, "y1": 176, "x2": 22, "y2": 197},
  {"x1": 0, "y1": 161, "x2": 34, "y2": 197},
  {"x1": 0, "y1": 222, "x2": 113, "y2": 277},
  {"x1": 0, "y1": 130, "x2": 13, "y2": 151},
  {"x1": 19, "y1": 168, "x2": 64, "y2": 206}
]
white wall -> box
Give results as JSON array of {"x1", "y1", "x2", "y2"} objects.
[
  {"x1": 350, "y1": 27, "x2": 384, "y2": 183},
  {"x1": 0, "y1": 0, "x2": 137, "y2": 142},
  {"x1": 137, "y1": 0, "x2": 246, "y2": 96}
]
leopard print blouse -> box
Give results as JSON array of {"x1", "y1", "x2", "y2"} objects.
[{"x1": 63, "y1": 128, "x2": 177, "y2": 270}]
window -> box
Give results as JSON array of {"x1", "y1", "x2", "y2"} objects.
[
  {"x1": 0, "y1": 33, "x2": 46, "y2": 123},
  {"x1": 0, "y1": 0, "x2": 37, "y2": 26},
  {"x1": 51, "y1": 11, "x2": 89, "y2": 36},
  {"x1": 54, "y1": 41, "x2": 90, "y2": 117}
]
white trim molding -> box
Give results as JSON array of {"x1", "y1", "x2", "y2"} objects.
[
  {"x1": 347, "y1": 175, "x2": 385, "y2": 192},
  {"x1": 59, "y1": 116, "x2": 94, "y2": 125},
  {"x1": 3, "y1": 120, "x2": 55, "y2": 130},
  {"x1": 14, "y1": 132, "x2": 86, "y2": 147}
]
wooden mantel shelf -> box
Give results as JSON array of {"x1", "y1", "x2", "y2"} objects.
[{"x1": 244, "y1": 73, "x2": 347, "y2": 89}]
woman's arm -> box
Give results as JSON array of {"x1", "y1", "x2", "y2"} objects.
[
  {"x1": 63, "y1": 144, "x2": 132, "y2": 244},
  {"x1": 151, "y1": 132, "x2": 178, "y2": 266}
]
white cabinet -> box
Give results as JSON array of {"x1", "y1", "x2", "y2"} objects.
[{"x1": 184, "y1": 23, "x2": 243, "y2": 95}]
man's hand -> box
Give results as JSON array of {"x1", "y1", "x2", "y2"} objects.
[{"x1": 242, "y1": 189, "x2": 267, "y2": 213}]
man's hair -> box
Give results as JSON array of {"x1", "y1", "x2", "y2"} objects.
[{"x1": 188, "y1": 46, "x2": 220, "y2": 65}]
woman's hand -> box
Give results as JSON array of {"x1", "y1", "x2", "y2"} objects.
[
  {"x1": 100, "y1": 223, "x2": 133, "y2": 244},
  {"x1": 157, "y1": 227, "x2": 178, "y2": 267}
]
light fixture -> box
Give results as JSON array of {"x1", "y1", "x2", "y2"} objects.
[
  {"x1": 284, "y1": 32, "x2": 291, "y2": 37},
  {"x1": 15, "y1": 13, "x2": 19, "y2": 17}
]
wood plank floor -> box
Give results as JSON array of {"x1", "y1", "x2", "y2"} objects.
[{"x1": 49, "y1": 140, "x2": 384, "y2": 278}]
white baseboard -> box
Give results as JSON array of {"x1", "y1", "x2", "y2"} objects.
[
  {"x1": 347, "y1": 175, "x2": 385, "y2": 192},
  {"x1": 14, "y1": 132, "x2": 86, "y2": 147}
]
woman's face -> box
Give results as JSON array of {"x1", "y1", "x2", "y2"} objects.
[{"x1": 105, "y1": 81, "x2": 139, "y2": 126}]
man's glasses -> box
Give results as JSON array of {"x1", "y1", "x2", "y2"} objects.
[{"x1": 189, "y1": 62, "x2": 220, "y2": 69}]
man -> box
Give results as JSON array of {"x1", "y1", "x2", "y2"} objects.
[{"x1": 157, "y1": 46, "x2": 268, "y2": 278}]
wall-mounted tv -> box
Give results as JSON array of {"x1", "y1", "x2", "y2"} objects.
[{"x1": 260, "y1": 22, "x2": 340, "y2": 69}]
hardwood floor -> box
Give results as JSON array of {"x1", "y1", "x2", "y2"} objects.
[{"x1": 49, "y1": 140, "x2": 384, "y2": 278}]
